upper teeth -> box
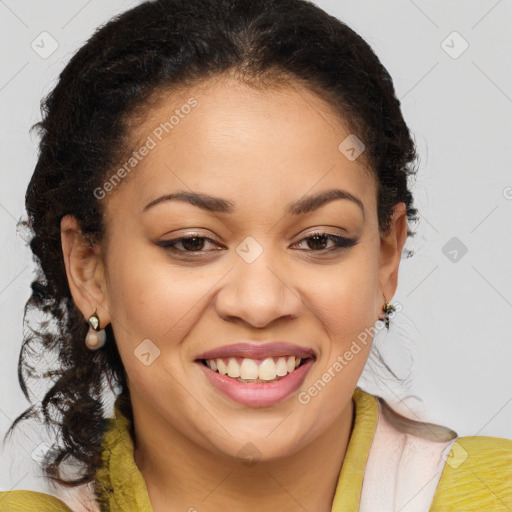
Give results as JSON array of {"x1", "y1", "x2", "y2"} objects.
[{"x1": 205, "y1": 356, "x2": 301, "y2": 381}]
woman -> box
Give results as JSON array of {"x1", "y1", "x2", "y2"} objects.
[{"x1": 1, "y1": 0, "x2": 510, "y2": 510}]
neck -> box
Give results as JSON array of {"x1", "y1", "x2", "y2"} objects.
[{"x1": 131, "y1": 395, "x2": 354, "y2": 512}]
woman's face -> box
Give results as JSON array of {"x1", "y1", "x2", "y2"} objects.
[{"x1": 65, "y1": 74, "x2": 406, "y2": 461}]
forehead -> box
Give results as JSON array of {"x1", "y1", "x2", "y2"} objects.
[{"x1": 103, "y1": 75, "x2": 377, "y2": 221}]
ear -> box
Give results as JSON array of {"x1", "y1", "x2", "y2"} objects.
[
  {"x1": 377, "y1": 202, "x2": 408, "y2": 312},
  {"x1": 60, "y1": 214, "x2": 110, "y2": 328}
]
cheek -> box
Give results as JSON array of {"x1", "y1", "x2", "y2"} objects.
[
  {"x1": 105, "y1": 242, "x2": 215, "y2": 347},
  {"x1": 298, "y1": 262, "x2": 378, "y2": 431},
  {"x1": 309, "y1": 248, "x2": 380, "y2": 342}
]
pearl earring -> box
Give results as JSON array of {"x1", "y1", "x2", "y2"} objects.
[{"x1": 85, "y1": 310, "x2": 107, "y2": 350}]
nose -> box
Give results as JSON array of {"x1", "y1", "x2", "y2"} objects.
[{"x1": 214, "y1": 250, "x2": 303, "y2": 329}]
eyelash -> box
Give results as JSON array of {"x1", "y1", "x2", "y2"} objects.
[{"x1": 156, "y1": 231, "x2": 358, "y2": 257}]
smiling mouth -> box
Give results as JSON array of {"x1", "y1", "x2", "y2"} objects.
[{"x1": 199, "y1": 355, "x2": 314, "y2": 384}]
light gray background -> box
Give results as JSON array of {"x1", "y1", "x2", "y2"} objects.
[{"x1": 1, "y1": 0, "x2": 511, "y2": 495}]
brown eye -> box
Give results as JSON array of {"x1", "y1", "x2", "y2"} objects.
[
  {"x1": 293, "y1": 232, "x2": 358, "y2": 252},
  {"x1": 179, "y1": 236, "x2": 206, "y2": 251},
  {"x1": 157, "y1": 234, "x2": 221, "y2": 254}
]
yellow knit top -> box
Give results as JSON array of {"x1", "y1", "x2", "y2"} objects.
[{"x1": 1, "y1": 388, "x2": 511, "y2": 511}]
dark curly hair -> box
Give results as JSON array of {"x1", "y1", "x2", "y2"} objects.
[{"x1": 5, "y1": 0, "x2": 426, "y2": 492}]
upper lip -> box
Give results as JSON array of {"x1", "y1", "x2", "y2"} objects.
[{"x1": 196, "y1": 342, "x2": 316, "y2": 361}]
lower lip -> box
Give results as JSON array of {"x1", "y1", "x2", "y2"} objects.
[{"x1": 196, "y1": 358, "x2": 315, "y2": 408}]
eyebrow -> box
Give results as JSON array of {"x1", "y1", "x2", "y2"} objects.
[{"x1": 141, "y1": 188, "x2": 365, "y2": 218}]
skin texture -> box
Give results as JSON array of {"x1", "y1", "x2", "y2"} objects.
[{"x1": 60, "y1": 74, "x2": 407, "y2": 512}]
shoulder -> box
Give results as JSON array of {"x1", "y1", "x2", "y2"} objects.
[
  {"x1": 0, "y1": 490, "x2": 72, "y2": 511},
  {"x1": 431, "y1": 435, "x2": 512, "y2": 511}
]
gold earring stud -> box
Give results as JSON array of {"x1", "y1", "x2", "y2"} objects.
[{"x1": 381, "y1": 295, "x2": 395, "y2": 330}]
